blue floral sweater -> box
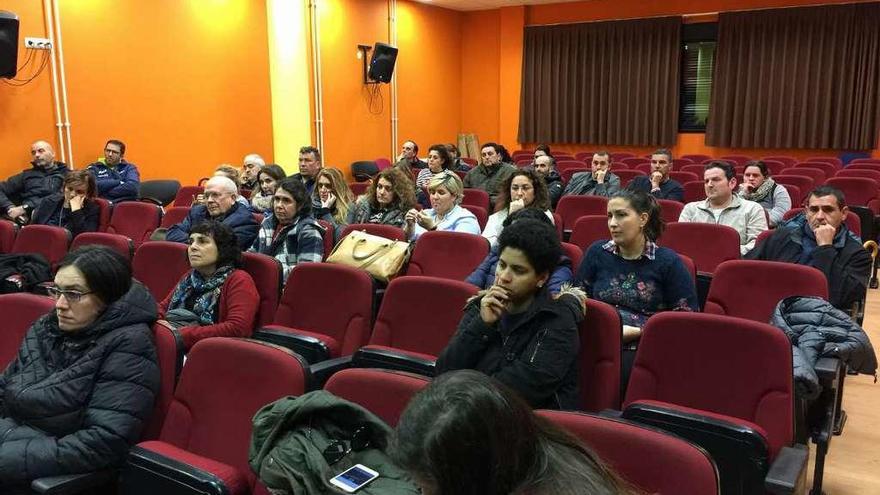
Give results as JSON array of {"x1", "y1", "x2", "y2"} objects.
[{"x1": 575, "y1": 240, "x2": 698, "y2": 327}]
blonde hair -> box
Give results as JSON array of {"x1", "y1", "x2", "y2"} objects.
[
  {"x1": 427, "y1": 171, "x2": 464, "y2": 204},
  {"x1": 314, "y1": 168, "x2": 354, "y2": 224}
]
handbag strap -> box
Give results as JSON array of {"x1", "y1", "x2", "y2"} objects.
[{"x1": 351, "y1": 237, "x2": 391, "y2": 261}]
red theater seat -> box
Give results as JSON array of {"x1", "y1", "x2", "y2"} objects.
[
  {"x1": 0, "y1": 293, "x2": 54, "y2": 368},
  {"x1": 324, "y1": 368, "x2": 430, "y2": 427},
  {"x1": 0, "y1": 220, "x2": 18, "y2": 253},
  {"x1": 107, "y1": 202, "x2": 163, "y2": 248},
  {"x1": 132, "y1": 241, "x2": 190, "y2": 301},
  {"x1": 569, "y1": 215, "x2": 608, "y2": 251},
  {"x1": 12, "y1": 224, "x2": 70, "y2": 267},
  {"x1": 556, "y1": 195, "x2": 609, "y2": 234},
  {"x1": 160, "y1": 206, "x2": 191, "y2": 229},
  {"x1": 579, "y1": 299, "x2": 621, "y2": 412},
  {"x1": 71, "y1": 232, "x2": 134, "y2": 260},
  {"x1": 462, "y1": 188, "x2": 490, "y2": 209},
  {"x1": 661, "y1": 223, "x2": 740, "y2": 274},
  {"x1": 173, "y1": 186, "x2": 204, "y2": 207},
  {"x1": 241, "y1": 252, "x2": 282, "y2": 329},
  {"x1": 405, "y1": 231, "x2": 488, "y2": 280}
]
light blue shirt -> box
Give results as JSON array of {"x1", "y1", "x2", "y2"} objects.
[{"x1": 411, "y1": 204, "x2": 481, "y2": 240}]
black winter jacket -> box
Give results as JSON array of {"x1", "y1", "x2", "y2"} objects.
[
  {"x1": 0, "y1": 163, "x2": 69, "y2": 214},
  {"x1": 746, "y1": 216, "x2": 871, "y2": 311},
  {"x1": 770, "y1": 296, "x2": 877, "y2": 400},
  {"x1": 31, "y1": 194, "x2": 100, "y2": 238},
  {"x1": 436, "y1": 288, "x2": 584, "y2": 410},
  {"x1": 0, "y1": 282, "x2": 160, "y2": 482}
]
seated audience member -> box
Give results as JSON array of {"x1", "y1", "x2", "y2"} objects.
[
  {"x1": 0, "y1": 140, "x2": 69, "y2": 225},
  {"x1": 241, "y1": 153, "x2": 265, "y2": 191},
  {"x1": 32, "y1": 170, "x2": 101, "y2": 237},
  {"x1": 160, "y1": 221, "x2": 259, "y2": 350},
  {"x1": 346, "y1": 167, "x2": 415, "y2": 228},
  {"x1": 446, "y1": 143, "x2": 472, "y2": 172},
  {"x1": 482, "y1": 169, "x2": 554, "y2": 247},
  {"x1": 250, "y1": 164, "x2": 286, "y2": 213},
  {"x1": 250, "y1": 178, "x2": 324, "y2": 278},
  {"x1": 86, "y1": 139, "x2": 140, "y2": 202},
  {"x1": 293, "y1": 146, "x2": 323, "y2": 196},
  {"x1": 463, "y1": 142, "x2": 517, "y2": 210},
  {"x1": 533, "y1": 155, "x2": 563, "y2": 208},
  {"x1": 746, "y1": 186, "x2": 872, "y2": 311},
  {"x1": 416, "y1": 144, "x2": 453, "y2": 189},
  {"x1": 739, "y1": 160, "x2": 792, "y2": 227},
  {"x1": 312, "y1": 168, "x2": 355, "y2": 233},
  {"x1": 166, "y1": 176, "x2": 259, "y2": 249},
  {"x1": 533, "y1": 143, "x2": 552, "y2": 160},
  {"x1": 436, "y1": 218, "x2": 585, "y2": 410},
  {"x1": 679, "y1": 161, "x2": 768, "y2": 255},
  {"x1": 393, "y1": 370, "x2": 629, "y2": 495},
  {"x1": 562, "y1": 151, "x2": 620, "y2": 198},
  {"x1": 626, "y1": 148, "x2": 684, "y2": 202},
  {"x1": 213, "y1": 165, "x2": 252, "y2": 210},
  {"x1": 394, "y1": 140, "x2": 424, "y2": 177},
  {"x1": 404, "y1": 171, "x2": 480, "y2": 240},
  {"x1": 575, "y1": 190, "x2": 698, "y2": 344},
  {"x1": 468, "y1": 208, "x2": 573, "y2": 294},
  {"x1": 0, "y1": 246, "x2": 159, "y2": 488}
]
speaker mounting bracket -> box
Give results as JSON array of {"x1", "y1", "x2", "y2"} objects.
[{"x1": 358, "y1": 44, "x2": 379, "y2": 85}]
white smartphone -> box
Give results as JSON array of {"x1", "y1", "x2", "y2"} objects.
[{"x1": 329, "y1": 463, "x2": 380, "y2": 493}]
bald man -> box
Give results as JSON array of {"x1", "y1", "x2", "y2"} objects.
[
  {"x1": 0, "y1": 140, "x2": 69, "y2": 224},
  {"x1": 166, "y1": 176, "x2": 259, "y2": 249}
]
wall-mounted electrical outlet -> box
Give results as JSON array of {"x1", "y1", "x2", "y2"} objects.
[{"x1": 24, "y1": 37, "x2": 52, "y2": 50}]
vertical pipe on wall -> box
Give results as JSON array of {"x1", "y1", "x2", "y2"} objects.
[
  {"x1": 51, "y1": 0, "x2": 73, "y2": 167},
  {"x1": 389, "y1": 0, "x2": 398, "y2": 157},
  {"x1": 309, "y1": 0, "x2": 325, "y2": 157},
  {"x1": 42, "y1": 0, "x2": 64, "y2": 164}
]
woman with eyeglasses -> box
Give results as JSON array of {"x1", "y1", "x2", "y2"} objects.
[
  {"x1": 481, "y1": 169, "x2": 554, "y2": 247},
  {"x1": 159, "y1": 220, "x2": 259, "y2": 351},
  {"x1": 31, "y1": 170, "x2": 101, "y2": 238},
  {"x1": 404, "y1": 171, "x2": 480, "y2": 241},
  {"x1": 312, "y1": 168, "x2": 355, "y2": 230},
  {"x1": 0, "y1": 246, "x2": 159, "y2": 490}
]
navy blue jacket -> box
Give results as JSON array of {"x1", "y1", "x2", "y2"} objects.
[
  {"x1": 87, "y1": 161, "x2": 140, "y2": 202},
  {"x1": 166, "y1": 202, "x2": 259, "y2": 250},
  {"x1": 627, "y1": 175, "x2": 684, "y2": 202}
]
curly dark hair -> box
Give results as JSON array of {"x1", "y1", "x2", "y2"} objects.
[
  {"x1": 498, "y1": 218, "x2": 561, "y2": 276},
  {"x1": 190, "y1": 220, "x2": 242, "y2": 269},
  {"x1": 276, "y1": 177, "x2": 312, "y2": 216},
  {"x1": 368, "y1": 167, "x2": 416, "y2": 211},
  {"x1": 496, "y1": 169, "x2": 550, "y2": 213}
]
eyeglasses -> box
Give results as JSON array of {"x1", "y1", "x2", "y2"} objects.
[
  {"x1": 47, "y1": 286, "x2": 93, "y2": 303},
  {"x1": 309, "y1": 423, "x2": 372, "y2": 465}
]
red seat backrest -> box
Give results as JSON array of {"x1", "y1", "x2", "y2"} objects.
[
  {"x1": 555, "y1": 196, "x2": 609, "y2": 232},
  {"x1": 681, "y1": 154, "x2": 713, "y2": 164},
  {"x1": 579, "y1": 299, "x2": 621, "y2": 412},
  {"x1": 611, "y1": 152, "x2": 635, "y2": 161},
  {"x1": 661, "y1": 223, "x2": 741, "y2": 273},
  {"x1": 71, "y1": 232, "x2": 134, "y2": 260},
  {"x1": 679, "y1": 164, "x2": 705, "y2": 176},
  {"x1": 375, "y1": 158, "x2": 392, "y2": 170},
  {"x1": 462, "y1": 188, "x2": 490, "y2": 210},
  {"x1": 94, "y1": 198, "x2": 112, "y2": 232},
  {"x1": 12, "y1": 225, "x2": 71, "y2": 267},
  {"x1": 272, "y1": 263, "x2": 374, "y2": 357},
  {"x1": 682, "y1": 181, "x2": 706, "y2": 203},
  {"x1": 173, "y1": 186, "x2": 204, "y2": 207},
  {"x1": 825, "y1": 177, "x2": 879, "y2": 206},
  {"x1": 669, "y1": 171, "x2": 699, "y2": 184},
  {"x1": 0, "y1": 220, "x2": 18, "y2": 253},
  {"x1": 761, "y1": 156, "x2": 798, "y2": 169},
  {"x1": 142, "y1": 321, "x2": 183, "y2": 441},
  {"x1": 780, "y1": 183, "x2": 803, "y2": 207},
  {"x1": 560, "y1": 242, "x2": 583, "y2": 273},
  {"x1": 657, "y1": 200, "x2": 684, "y2": 224},
  {"x1": 789, "y1": 164, "x2": 828, "y2": 183},
  {"x1": 703, "y1": 260, "x2": 828, "y2": 322},
  {"x1": 625, "y1": 312, "x2": 794, "y2": 459},
  {"x1": 241, "y1": 252, "x2": 282, "y2": 329},
  {"x1": 620, "y1": 157, "x2": 649, "y2": 168},
  {"x1": 805, "y1": 156, "x2": 842, "y2": 168},
  {"x1": 107, "y1": 202, "x2": 162, "y2": 248},
  {"x1": 160, "y1": 206, "x2": 191, "y2": 229},
  {"x1": 133, "y1": 241, "x2": 190, "y2": 301},
  {"x1": 759, "y1": 160, "x2": 787, "y2": 176},
  {"x1": 159, "y1": 338, "x2": 309, "y2": 489},
  {"x1": 324, "y1": 369, "x2": 430, "y2": 427},
  {"x1": 835, "y1": 168, "x2": 880, "y2": 184},
  {"x1": 775, "y1": 175, "x2": 815, "y2": 199},
  {"x1": 537, "y1": 411, "x2": 719, "y2": 495},
  {"x1": 556, "y1": 160, "x2": 587, "y2": 173},
  {"x1": 316, "y1": 219, "x2": 335, "y2": 260},
  {"x1": 461, "y1": 204, "x2": 488, "y2": 230},
  {"x1": 349, "y1": 182, "x2": 370, "y2": 197},
  {"x1": 569, "y1": 215, "x2": 608, "y2": 251},
  {"x1": 719, "y1": 155, "x2": 752, "y2": 166},
  {"x1": 369, "y1": 276, "x2": 477, "y2": 356},
  {"x1": 406, "y1": 231, "x2": 489, "y2": 280},
  {"x1": 0, "y1": 293, "x2": 54, "y2": 368},
  {"x1": 613, "y1": 170, "x2": 647, "y2": 188}
]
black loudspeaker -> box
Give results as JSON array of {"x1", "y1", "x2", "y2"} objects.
[
  {"x1": 368, "y1": 43, "x2": 398, "y2": 83},
  {"x1": 0, "y1": 11, "x2": 19, "y2": 79}
]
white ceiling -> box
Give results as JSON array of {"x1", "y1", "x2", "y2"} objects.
[{"x1": 412, "y1": 0, "x2": 586, "y2": 12}]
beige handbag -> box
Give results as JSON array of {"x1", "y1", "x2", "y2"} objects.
[{"x1": 326, "y1": 230, "x2": 411, "y2": 283}]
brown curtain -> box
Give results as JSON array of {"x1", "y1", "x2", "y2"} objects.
[
  {"x1": 518, "y1": 17, "x2": 681, "y2": 146},
  {"x1": 706, "y1": 3, "x2": 880, "y2": 150}
]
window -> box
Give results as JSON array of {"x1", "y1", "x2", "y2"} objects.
[{"x1": 679, "y1": 23, "x2": 718, "y2": 132}]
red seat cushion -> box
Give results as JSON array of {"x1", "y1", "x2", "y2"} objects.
[{"x1": 260, "y1": 324, "x2": 342, "y2": 357}]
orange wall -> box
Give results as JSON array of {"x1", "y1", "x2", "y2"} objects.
[
  {"x1": 318, "y1": 0, "x2": 463, "y2": 175},
  {"x1": 0, "y1": 0, "x2": 274, "y2": 186},
  {"x1": 462, "y1": 0, "x2": 880, "y2": 159}
]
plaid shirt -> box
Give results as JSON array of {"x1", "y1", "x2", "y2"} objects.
[
  {"x1": 249, "y1": 213, "x2": 325, "y2": 279},
  {"x1": 602, "y1": 239, "x2": 658, "y2": 260}
]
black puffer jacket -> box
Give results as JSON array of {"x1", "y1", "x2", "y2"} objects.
[
  {"x1": 0, "y1": 281, "x2": 160, "y2": 482},
  {"x1": 0, "y1": 163, "x2": 69, "y2": 213},
  {"x1": 770, "y1": 296, "x2": 877, "y2": 400}
]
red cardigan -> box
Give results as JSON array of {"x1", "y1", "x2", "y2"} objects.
[{"x1": 158, "y1": 269, "x2": 259, "y2": 350}]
